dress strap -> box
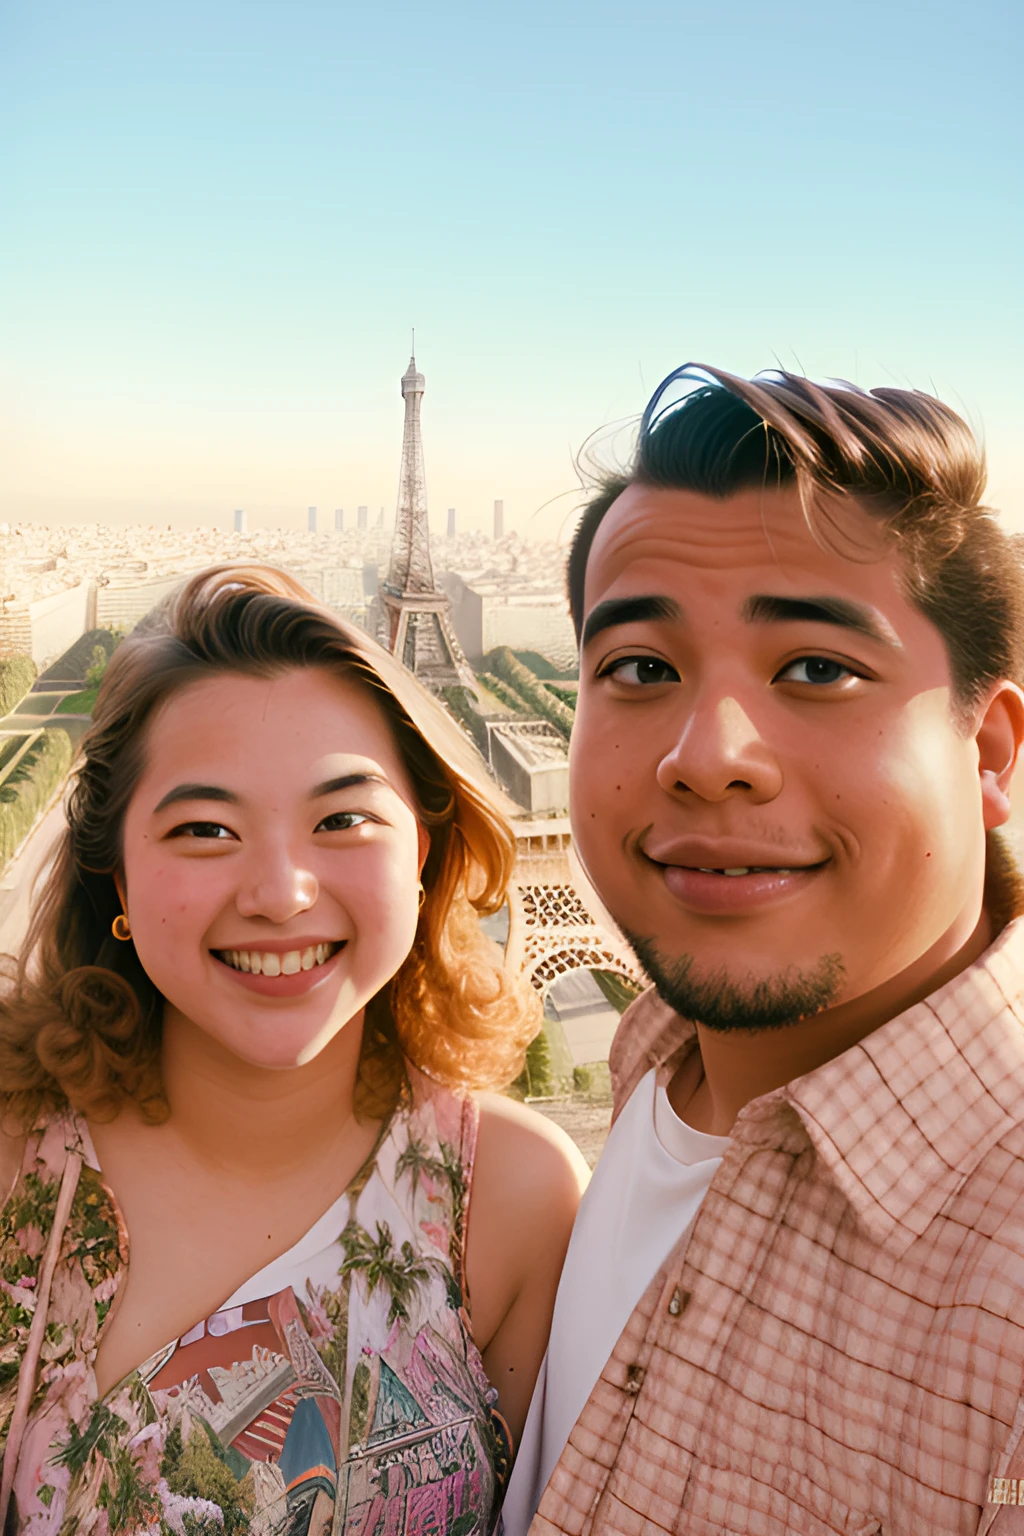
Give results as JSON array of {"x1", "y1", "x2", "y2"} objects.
[
  {"x1": 0, "y1": 1147, "x2": 82, "y2": 1529},
  {"x1": 450, "y1": 1093, "x2": 481, "y2": 1299}
]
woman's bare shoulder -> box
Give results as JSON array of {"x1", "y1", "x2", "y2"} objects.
[{"x1": 473, "y1": 1092, "x2": 589, "y2": 1218}]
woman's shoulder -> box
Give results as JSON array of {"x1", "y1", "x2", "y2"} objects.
[
  {"x1": 475, "y1": 1093, "x2": 589, "y2": 1186},
  {"x1": 462, "y1": 1094, "x2": 589, "y2": 1371},
  {"x1": 403, "y1": 1074, "x2": 590, "y2": 1199},
  {"x1": 473, "y1": 1092, "x2": 589, "y2": 1235}
]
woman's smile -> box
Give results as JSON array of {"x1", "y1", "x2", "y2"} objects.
[{"x1": 210, "y1": 938, "x2": 347, "y2": 998}]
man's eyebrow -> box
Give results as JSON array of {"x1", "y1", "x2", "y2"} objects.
[
  {"x1": 153, "y1": 783, "x2": 239, "y2": 814},
  {"x1": 310, "y1": 772, "x2": 390, "y2": 799},
  {"x1": 742, "y1": 593, "x2": 901, "y2": 646},
  {"x1": 581, "y1": 595, "x2": 683, "y2": 649}
]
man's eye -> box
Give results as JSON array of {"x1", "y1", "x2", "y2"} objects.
[
  {"x1": 169, "y1": 822, "x2": 235, "y2": 840},
  {"x1": 776, "y1": 657, "x2": 855, "y2": 686},
  {"x1": 315, "y1": 811, "x2": 371, "y2": 833},
  {"x1": 602, "y1": 656, "x2": 680, "y2": 686}
]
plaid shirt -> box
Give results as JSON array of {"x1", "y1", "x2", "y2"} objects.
[{"x1": 529, "y1": 918, "x2": 1024, "y2": 1535}]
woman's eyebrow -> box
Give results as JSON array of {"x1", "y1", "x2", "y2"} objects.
[
  {"x1": 153, "y1": 783, "x2": 238, "y2": 814},
  {"x1": 309, "y1": 772, "x2": 391, "y2": 799}
]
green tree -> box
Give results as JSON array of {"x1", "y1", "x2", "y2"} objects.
[
  {"x1": 339, "y1": 1219, "x2": 432, "y2": 1323},
  {"x1": 512, "y1": 1027, "x2": 554, "y2": 1099},
  {"x1": 441, "y1": 686, "x2": 490, "y2": 752},
  {"x1": 85, "y1": 644, "x2": 109, "y2": 689},
  {"x1": 97, "y1": 1445, "x2": 160, "y2": 1535},
  {"x1": 486, "y1": 649, "x2": 575, "y2": 738},
  {"x1": 52, "y1": 1401, "x2": 129, "y2": 1476},
  {"x1": 166, "y1": 1425, "x2": 254, "y2": 1532},
  {"x1": 395, "y1": 1136, "x2": 449, "y2": 1200},
  {"x1": 0, "y1": 656, "x2": 36, "y2": 715}
]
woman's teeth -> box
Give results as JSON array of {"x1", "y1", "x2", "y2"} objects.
[{"x1": 219, "y1": 943, "x2": 338, "y2": 976}]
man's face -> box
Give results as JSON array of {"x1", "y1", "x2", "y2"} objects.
[{"x1": 570, "y1": 483, "x2": 1002, "y2": 1030}]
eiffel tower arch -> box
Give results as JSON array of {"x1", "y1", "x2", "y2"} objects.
[
  {"x1": 515, "y1": 882, "x2": 645, "y2": 997},
  {"x1": 504, "y1": 829, "x2": 645, "y2": 999}
]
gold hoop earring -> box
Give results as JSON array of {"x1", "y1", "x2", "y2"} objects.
[
  {"x1": 111, "y1": 913, "x2": 132, "y2": 942},
  {"x1": 417, "y1": 882, "x2": 426, "y2": 911}
]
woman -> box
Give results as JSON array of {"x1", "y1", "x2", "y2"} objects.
[{"x1": 0, "y1": 565, "x2": 587, "y2": 1535}]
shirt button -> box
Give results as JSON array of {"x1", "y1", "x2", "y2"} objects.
[
  {"x1": 625, "y1": 1364, "x2": 646, "y2": 1394},
  {"x1": 667, "y1": 1287, "x2": 690, "y2": 1317}
]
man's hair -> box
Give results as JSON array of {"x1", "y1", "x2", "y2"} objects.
[{"x1": 567, "y1": 363, "x2": 1024, "y2": 710}]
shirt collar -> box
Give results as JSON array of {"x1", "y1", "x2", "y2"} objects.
[{"x1": 611, "y1": 918, "x2": 1024, "y2": 1257}]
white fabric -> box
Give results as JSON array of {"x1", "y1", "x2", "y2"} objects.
[
  {"x1": 219, "y1": 1187, "x2": 352, "y2": 1308},
  {"x1": 502, "y1": 1068, "x2": 728, "y2": 1536}
]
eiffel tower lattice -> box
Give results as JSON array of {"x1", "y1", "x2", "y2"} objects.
[{"x1": 379, "y1": 350, "x2": 474, "y2": 692}]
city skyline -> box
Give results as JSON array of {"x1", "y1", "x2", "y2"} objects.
[{"x1": 2, "y1": 1, "x2": 1021, "y2": 534}]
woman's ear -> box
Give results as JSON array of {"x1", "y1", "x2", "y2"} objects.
[
  {"x1": 976, "y1": 682, "x2": 1024, "y2": 832},
  {"x1": 416, "y1": 823, "x2": 431, "y2": 877},
  {"x1": 113, "y1": 871, "x2": 127, "y2": 908}
]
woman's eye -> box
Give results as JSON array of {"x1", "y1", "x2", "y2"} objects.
[
  {"x1": 169, "y1": 822, "x2": 235, "y2": 840},
  {"x1": 776, "y1": 657, "x2": 855, "y2": 686},
  {"x1": 316, "y1": 811, "x2": 371, "y2": 833},
  {"x1": 603, "y1": 656, "x2": 680, "y2": 686}
]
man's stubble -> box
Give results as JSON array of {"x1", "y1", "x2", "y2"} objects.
[{"x1": 623, "y1": 929, "x2": 846, "y2": 1034}]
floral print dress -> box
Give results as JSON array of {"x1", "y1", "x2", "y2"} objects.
[{"x1": 0, "y1": 1074, "x2": 511, "y2": 1536}]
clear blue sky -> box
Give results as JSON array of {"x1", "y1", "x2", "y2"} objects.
[{"x1": 1, "y1": 0, "x2": 1021, "y2": 535}]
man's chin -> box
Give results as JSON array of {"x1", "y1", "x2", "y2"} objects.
[{"x1": 625, "y1": 930, "x2": 846, "y2": 1034}]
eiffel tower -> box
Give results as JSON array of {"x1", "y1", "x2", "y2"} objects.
[{"x1": 378, "y1": 349, "x2": 474, "y2": 692}]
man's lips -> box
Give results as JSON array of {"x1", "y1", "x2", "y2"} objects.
[{"x1": 643, "y1": 845, "x2": 829, "y2": 916}]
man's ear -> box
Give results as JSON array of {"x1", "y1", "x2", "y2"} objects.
[{"x1": 976, "y1": 682, "x2": 1024, "y2": 831}]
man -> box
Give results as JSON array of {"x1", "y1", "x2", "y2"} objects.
[{"x1": 505, "y1": 364, "x2": 1024, "y2": 1534}]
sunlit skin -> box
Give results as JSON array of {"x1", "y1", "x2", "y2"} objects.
[
  {"x1": 7, "y1": 667, "x2": 588, "y2": 1434},
  {"x1": 571, "y1": 483, "x2": 1024, "y2": 1136}
]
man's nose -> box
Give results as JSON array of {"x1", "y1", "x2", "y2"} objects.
[
  {"x1": 655, "y1": 692, "x2": 784, "y2": 803},
  {"x1": 234, "y1": 845, "x2": 320, "y2": 924}
]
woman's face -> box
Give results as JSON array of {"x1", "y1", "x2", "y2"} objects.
[{"x1": 119, "y1": 666, "x2": 429, "y2": 1069}]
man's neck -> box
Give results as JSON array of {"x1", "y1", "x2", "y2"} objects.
[
  {"x1": 673, "y1": 905, "x2": 997, "y2": 1138},
  {"x1": 155, "y1": 1007, "x2": 368, "y2": 1185}
]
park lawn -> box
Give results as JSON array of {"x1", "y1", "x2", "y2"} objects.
[{"x1": 56, "y1": 686, "x2": 99, "y2": 715}]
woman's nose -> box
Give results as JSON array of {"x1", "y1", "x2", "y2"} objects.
[{"x1": 233, "y1": 851, "x2": 320, "y2": 924}]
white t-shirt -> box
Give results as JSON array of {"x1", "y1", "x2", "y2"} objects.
[{"x1": 502, "y1": 1068, "x2": 728, "y2": 1536}]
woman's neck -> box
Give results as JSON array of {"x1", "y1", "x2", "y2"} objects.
[{"x1": 157, "y1": 1006, "x2": 367, "y2": 1184}]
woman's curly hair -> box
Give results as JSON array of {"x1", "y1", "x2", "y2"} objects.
[{"x1": 0, "y1": 564, "x2": 540, "y2": 1129}]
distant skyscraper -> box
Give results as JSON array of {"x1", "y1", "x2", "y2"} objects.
[
  {"x1": 234, "y1": 508, "x2": 246, "y2": 534},
  {"x1": 357, "y1": 505, "x2": 368, "y2": 531},
  {"x1": 377, "y1": 507, "x2": 384, "y2": 528},
  {"x1": 379, "y1": 351, "x2": 472, "y2": 690},
  {"x1": 493, "y1": 499, "x2": 504, "y2": 540},
  {"x1": 447, "y1": 507, "x2": 456, "y2": 538},
  {"x1": 308, "y1": 506, "x2": 317, "y2": 533},
  {"x1": 335, "y1": 508, "x2": 344, "y2": 532}
]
